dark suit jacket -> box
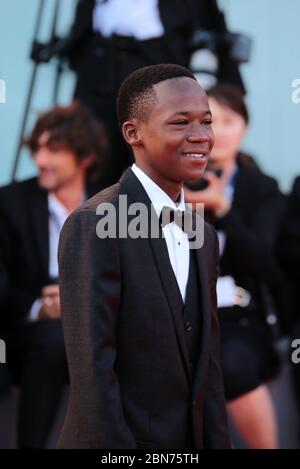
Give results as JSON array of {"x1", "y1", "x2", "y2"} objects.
[
  {"x1": 277, "y1": 176, "x2": 300, "y2": 328},
  {"x1": 57, "y1": 168, "x2": 230, "y2": 449},
  {"x1": 0, "y1": 177, "x2": 99, "y2": 330},
  {"x1": 62, "y1": 0, "x2": 244, "y2": 92},
  {"x1": 278, "y1": 176, "x2": 300, "y2": 278}
]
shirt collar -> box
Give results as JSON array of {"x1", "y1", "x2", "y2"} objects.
[
  {"x1": 48, "y1": 192, "x2": 87, "y2": 218},
  {"x1": 131, "y1": 163, "x2": 185, "y2": 218},
  {"x1": 48, "y1": 193, "x2": 69, "y2": 220}
]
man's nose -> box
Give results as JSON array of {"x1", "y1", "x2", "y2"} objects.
[
  {"x1": 187, "y1": 123, "x2": 210, "y2": 142},
  {"x1": 33, "y1": 149, "x2": 51, "y2": 167}
]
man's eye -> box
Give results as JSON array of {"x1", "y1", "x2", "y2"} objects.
[
  {"x1": 172, "y1": 120, "x2": 188, "y2": 125},
  {"x1": 203, "y1": 120, "x2": 213, "y2": 126}
]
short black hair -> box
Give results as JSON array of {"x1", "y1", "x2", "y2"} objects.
[{"x1": 116, "y1": 64, "x2": 197, "y2": 129}]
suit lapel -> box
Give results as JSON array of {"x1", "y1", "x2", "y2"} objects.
[
  {"x1": 148, "y1": 234, "x2": 193, "y2": 384},
  {"x1": 192, "y1": 235, "x2": 211, "y2": 398},
  {"x1": 183, "y1": 210, "x2": 212, "y2": 396},
  {"x1": 119, "y1": 169, "x2": 192, "y2": 383}
]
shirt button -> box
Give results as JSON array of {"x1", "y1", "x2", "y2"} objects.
[
  {"x1": 192, "y1": 400, "x2": 197, "y2": 406},
  {"x1": 189, "y1": 362, "x2": 193, "y2": 367},
  {"x1": 185, "y1": 321, "x2": 192, "y2": 331}
]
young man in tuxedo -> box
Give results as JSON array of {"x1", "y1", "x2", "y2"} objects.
[
  {"x1": 0, "y1": 102, "x2": 107, "y2": 448},
  {"x1": 58, "y1": 64, "x2": 230, "y2": 449}
]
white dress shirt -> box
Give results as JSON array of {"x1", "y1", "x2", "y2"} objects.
[
  {"x1": 93, "y1": 0, "x2": 165, "y2": 40},
  {"x1": 29, "y1": 194, "x2": 71, "y2": 321},
  {"x1": 216, "y1": 165, "x2": 239, "y2": 308},
  {"x1": 131, "y1": 164, "x2": 190, "y2": 302},
  {"x1": 48, "y1": 193, "x2": 70, "y2": 279}
]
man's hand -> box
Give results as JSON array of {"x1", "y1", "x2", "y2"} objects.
[
  {"x1": 39, "y1": 284, "x2": 61, "y2": 320},
  {"x1": 184, "y1": 172, "x2": 231, "y2": 217}
]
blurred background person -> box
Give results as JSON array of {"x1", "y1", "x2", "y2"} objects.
[
  {"x1": 59, "y1": 0, "x2": 245, "y2": 187},
  {"x1": 184, "y1": 84, "x2": 286, "y2": 448},
  {"x1": 0, "y1": 101, "x2": 107, "y2": 448}
]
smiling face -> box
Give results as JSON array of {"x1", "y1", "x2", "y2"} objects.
[
  {"x1": 122, "y1": 77, "x2": 214, "y2": 194},
  {"x1": 32, "y1": 132, "x2": 88, "y2": 192}
]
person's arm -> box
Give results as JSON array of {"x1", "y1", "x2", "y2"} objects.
[
  {"x1": 203, "y1": 225, "x2": 231, "y2": 449},
  {"x1": 191, "y1": 0, "x2": 226, "y2": 31},
  {"x1": 58, "y1": 0, "x2": 95, "y2": 67},
  {"x1": 58, "y1": 208, "x2": 136, "y2": 449}
]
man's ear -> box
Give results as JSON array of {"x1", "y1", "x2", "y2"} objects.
[{"x1": 122, "y1": 120, "x2": 142, "y2": 147}]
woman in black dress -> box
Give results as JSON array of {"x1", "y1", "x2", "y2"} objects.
[{"x1": 185, "y1": 84, "x2": 286, "y2": 448}]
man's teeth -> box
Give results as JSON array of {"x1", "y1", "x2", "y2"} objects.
[{"x1": 185, "y1": 153, "x2": 205, "y2": 158}]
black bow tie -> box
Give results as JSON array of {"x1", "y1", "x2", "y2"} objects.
[{"x1": 160, "y1": 206, "x2": 187, "y2": 229}]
